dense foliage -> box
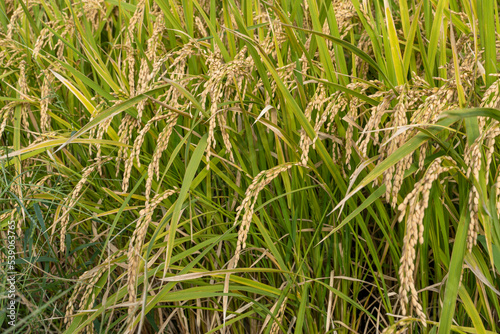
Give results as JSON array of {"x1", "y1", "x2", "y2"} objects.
[{"x1": 1, "y1": 0, "x2": 500, "y2": 333}]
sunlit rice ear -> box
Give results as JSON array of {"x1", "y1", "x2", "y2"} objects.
[{"x1": 397, "y1": 157, "x2": 456, "y2": 326}]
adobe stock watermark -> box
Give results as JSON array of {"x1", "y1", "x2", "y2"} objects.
[{"x1": 5, "y1": 219, "x2": 17, "y2": 328}]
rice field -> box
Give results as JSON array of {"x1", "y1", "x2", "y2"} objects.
[{"x1": 1, "y1": 0, "x2": 500, "y2": 333}]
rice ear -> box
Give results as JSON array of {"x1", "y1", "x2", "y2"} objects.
[{"x1": 398, "y1": 157, "x2": 456, "y2": 325}]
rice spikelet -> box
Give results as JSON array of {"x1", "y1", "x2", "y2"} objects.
[
  {"x1": 116, "y1": 115, "x2": 139, "y2": 174},
  {"x1": 126, "y1": 188, "x2": 177, "y2": 331},
  {"x1": 464, "y1": 122, "x2": 500, "y2": 251},
  {"x1": 0, "y1": 103, "x2": 14, "y2": 138},
  {"x1": 40, "y1": 70, "x2": 53, "y2": 132},
  {"x1": 397, "y1": 157, "x2": 455, "y2": 326},
  {"x1": 122, "y1": 114, "x2": 171, "y2": 192},
  {"x1": 270, "y1": 296, "x2": 288, "y2": 334},
  {"x1": 201, "y1": 46, "x2": 253, "y2": 168},
  {"x1": 59, "y1": 158, "x2": 112, "y2": 254},
  {"x1": 32, "y1": 27, "x2": 53, "y2": 59},
  {"x1": 358, "y1": 92, "x2": 394, "y2": 157},
  {"x1": 231, "y1": 163, "x2": 300, "y2": 269},
  {"x1": 65, "y1": 251, "x2": 124, "y2": 327},
  {"x1": 145, "y1": 112, "x2": 178, "y2": 200}
]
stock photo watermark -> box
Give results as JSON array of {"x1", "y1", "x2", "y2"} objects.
[{"x1": 4, "y1": 219, "x2": 17, "y2": 329}]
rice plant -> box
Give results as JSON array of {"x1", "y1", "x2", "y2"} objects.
[{"x1": 1, "y1": 0, "x2": 500, "y2": 333}]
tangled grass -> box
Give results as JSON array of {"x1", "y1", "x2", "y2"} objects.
[{"x1": 1, "y1": 0, "x2": 500, "y2": 333}]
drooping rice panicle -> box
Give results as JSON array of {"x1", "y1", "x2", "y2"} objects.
[
  {"x1": 126, "y1": 188, "x2": 177, "y2": 331},
  {"x1": 397, "y1": 157, "x2": 456, "y2": 324}
]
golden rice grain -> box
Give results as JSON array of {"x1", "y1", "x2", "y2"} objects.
[
  {"x1": 116, "y1": 115, "x2": 139, "y2": 175},
  {"x1": 60, "y1": 158, "x2": 112, "y2": 254},
  {"x1": 146, "y1": 10, "x2": 165, "y2": 61},
  {"x1": 496, "y1": 174, "x2": 500, "y2": 215},
  {"x1": 65, "y1": 251, "x2": 124, "y2": 327},
  {"x1": 18, "y1": 60, "x2": 32, "y2": 137},
  {"x1": 484, "y1": 124, "x2": 500, "y2": 184},
  {"x1": 200, "y1": 46, "x2": 252, "y2": 168},
  {"x1": 126, "y1": 189, "x2": 177, "y2": 331},
  {"x1": 6, "y1": 7, "x2": 23, "y2": 40},
  {"x1": 358, "y1": 92, "x2": 394, "y2": 156},
  {"x1": 40, "y1": 70, "x2": 53, "y2": 132},
  {"x1": 270, "y1": 296, "x2": 288, "y2": 334},
  {"x1": 410, "y1": 84, "x2": 457, "y2": 171},
  {"x1": 195, "y1": 16, "x2": 208, "y2": 38},
  {"x1": 0, "y1": 103, "x2": 14, "y2": 138},
  {"x1": 382, "y1": 87, "x2": 413, "y2": 207},
  {"x1": 397, "y1": 157, "x2": 455, "y2": 325},
  {"x1": 122, "y1": 114, "x2": 170, "y2": 192},
  {"x1": 145, "y1": 112, "x2": 178, "y2": 200},
  {"x1": 231, "y1": 163, "x2": 300, "y2": 269},
  {"x1": 464, "y1": 139, "x2": 481, "y2": 252},
  {"x1": 299, "y1": 85, "x2": 327, "y2": 166},
  {"x1": 83, "y1": 0, "x2": 106, "y2": 31},
  {"x1": 463, "y1": 122, "x2": 500, "y2": 251},
  {"x1": 300, "y1": 87, "x2": 345, "y2": 166},
  {"x1": 32, "y1": 27, "x2": 53, "y2": 59},
  {"x1": 55, "y1": 15, "x2": 74, "y2": 59}
]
